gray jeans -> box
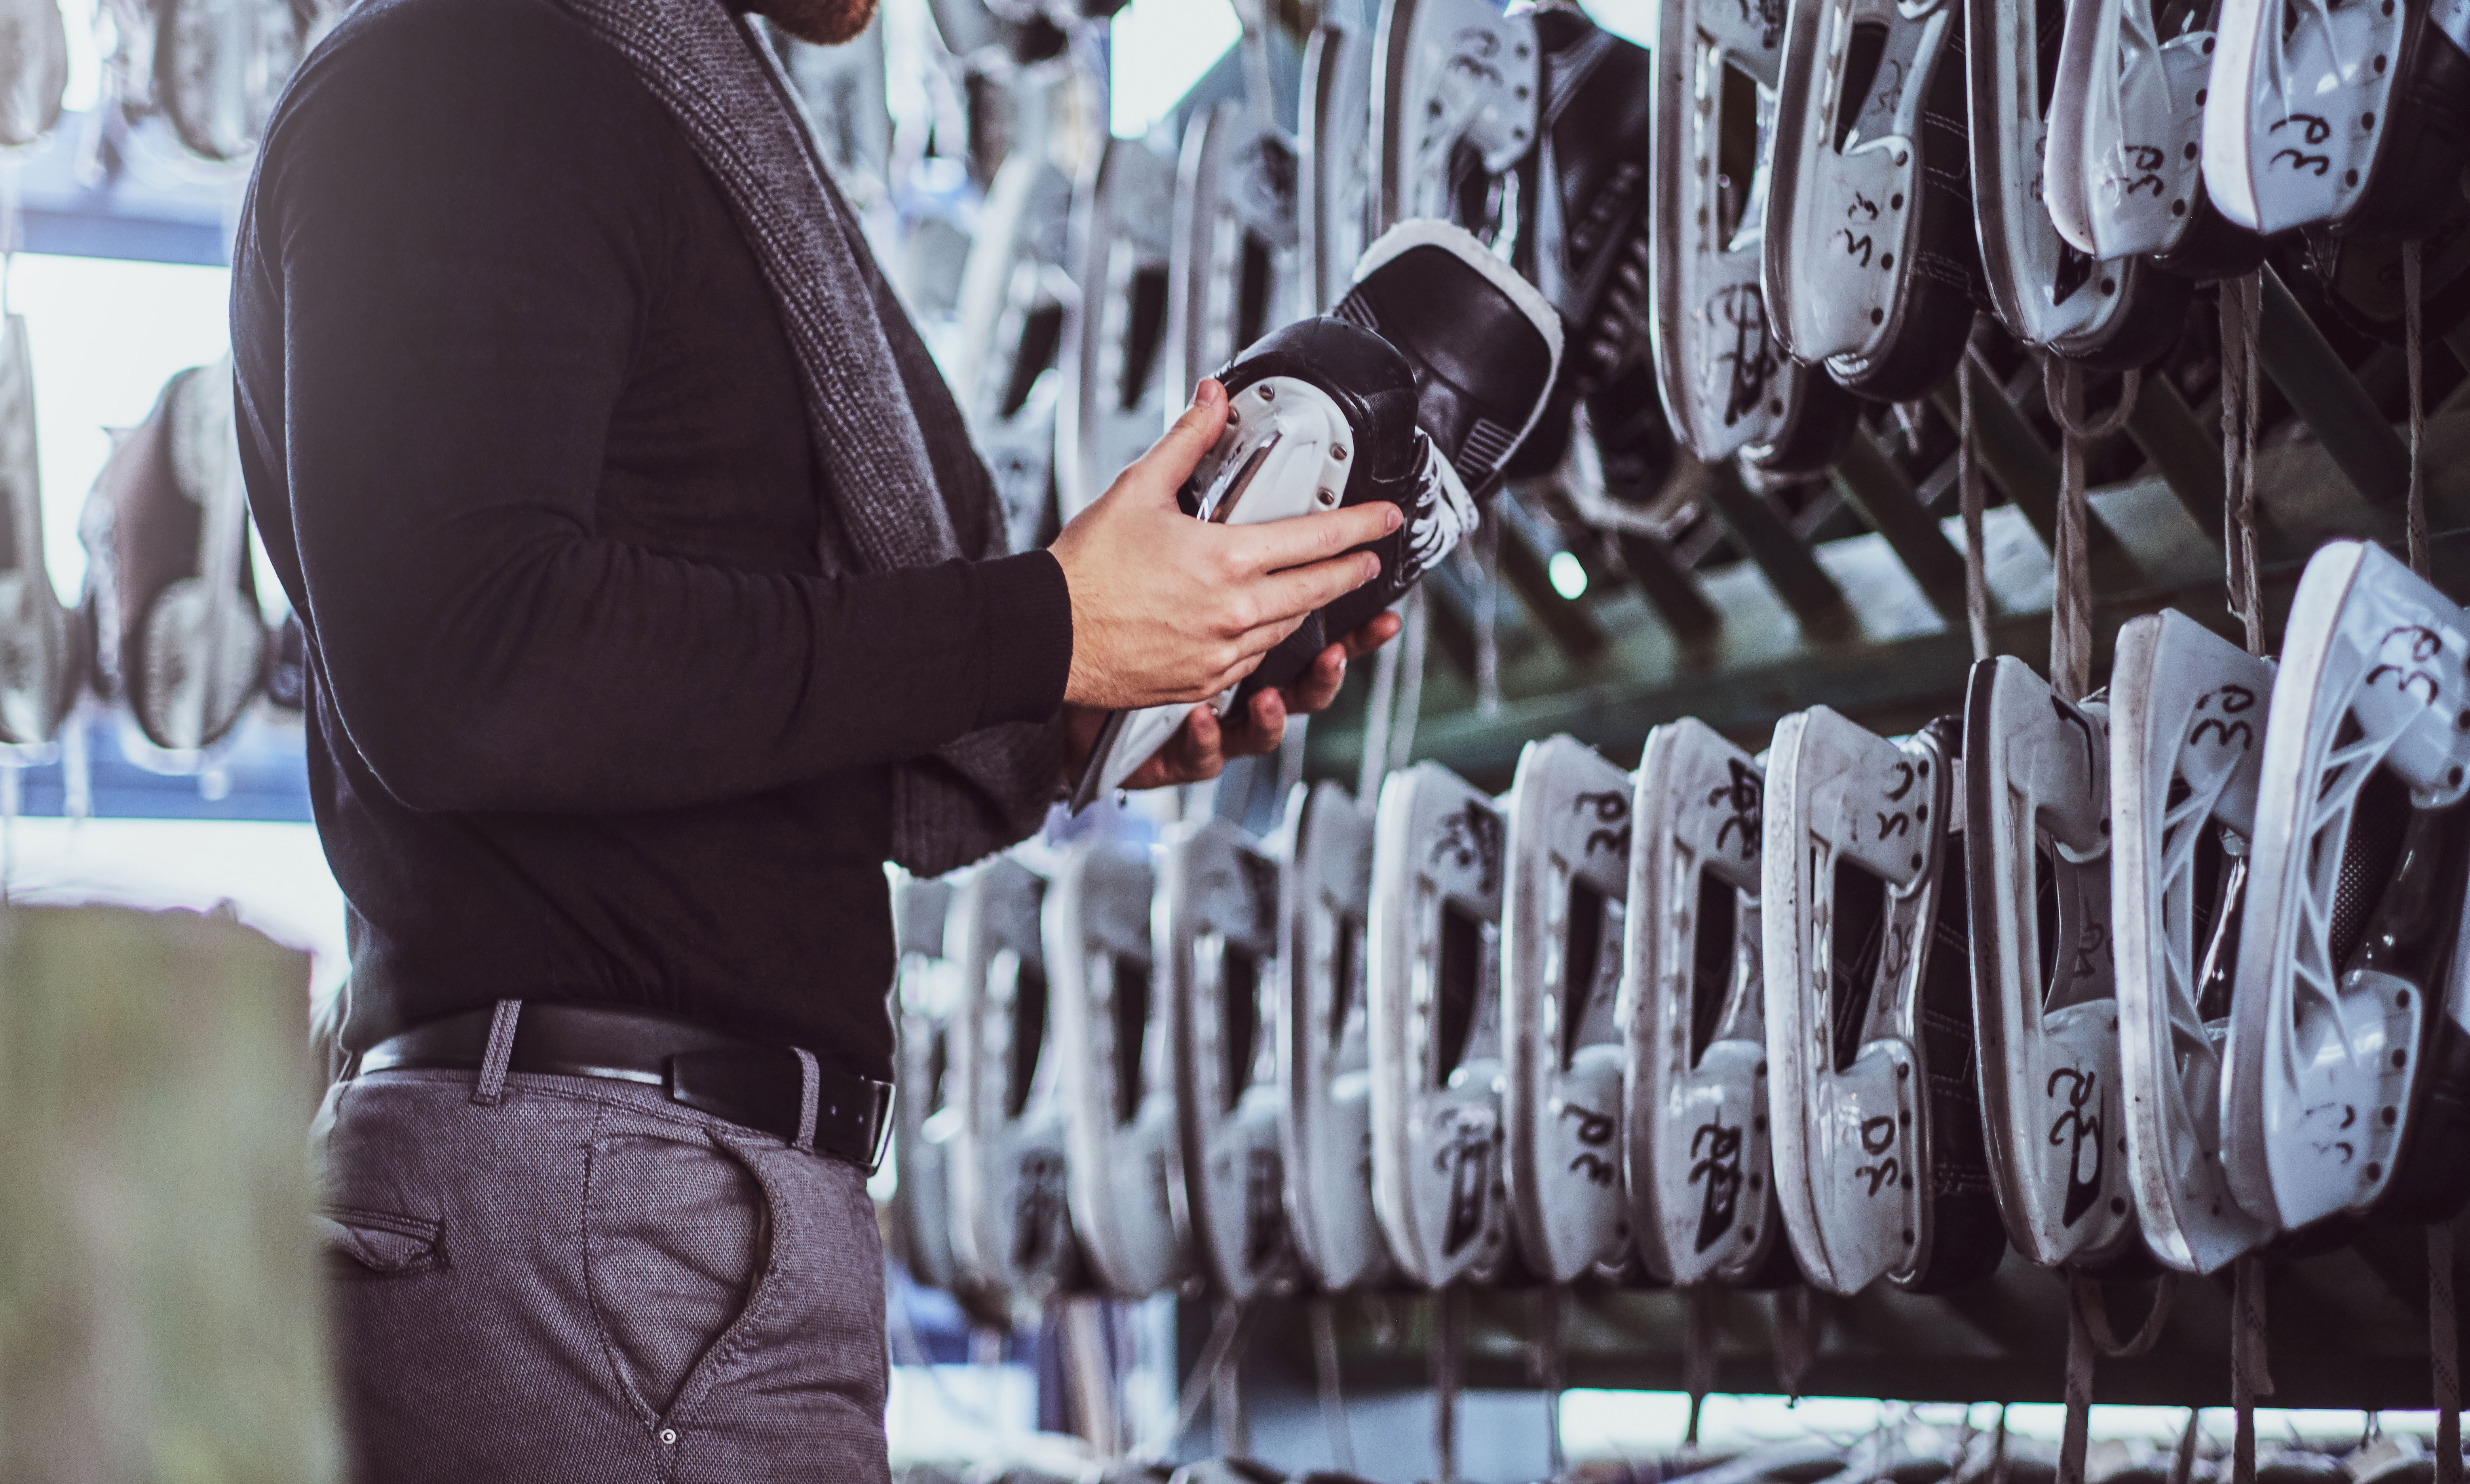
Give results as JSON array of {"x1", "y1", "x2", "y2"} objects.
[{"x1": 312, "y1": 1062, "x2": 890, "y2": 1484}]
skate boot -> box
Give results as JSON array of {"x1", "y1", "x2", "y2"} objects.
[
  {"x1": 946, "y1": 853, "x2": 1077, "y2": 1302},
  {"x1": 1962, "y1": 658, "x2": 2145, "y2": 1269},
  {"x1": 1970, "y1": 0, "x2": 2188, "y2": 366},
  {"x1": 1073, "y1": 220, "x2": 1560, "y2": 806},
  {"x1": 2107, "y1": 611, "x2": 2279, "y2": 1273},
  {"x1": 1368, "y1": 760, "x2": 1521, "y2": 1286},
  {"x1": 1165, "y1": 816, "x2": 1300, "y2": 1299},
  {"x1": 1501, "y1": 734, "x2": 1636, "y2": 1283},
  {"x1": 1762, "y1": 710, "x2": 2008, "y2": 1294},
  {"x1": 1277, "y1": 780, "x2": 1398, "y2": 1289},
  {"x1": 1049, "y1": 839, "x2": 1192, "y2": 1298},
  {"x1": 1623, "y1": 720, "x2": 1804, "y2": 1287},
  {"x1": 2225, "y1": 540, "x2": 2470, "y2": 1231}
]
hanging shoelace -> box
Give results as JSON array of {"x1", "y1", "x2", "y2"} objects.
[
  {"x1": 1533, "y1": 1286, "x2": 1568, "y2": 1476},
  {"x1": 2061, "y1": 1274, "x2": 2180, "y2": 1484},
  {"x1": 1772, "y1": 1284, "x2": 1821, "y2": 1399},
  {"x1": 1684, "y1": 1284, "x2": 1721, "y2": 1450},
  {"x1": 2433, "y1": 1225, "x2": 2460, "y2": 1484},
  {"x1": 2221, "y1": 272, "x2": 2266, "y2": 655},
  {"x1": 2043, "y1": 360, "x2": 2142, "y2": 701},
  {"x1": 2231, "y1": 1252, "x2": 2274, "y2": 1484},
  {"x1": 1474, "y1": 519, "x2": 1502, "y2": 717},
  {"x1": 2406, "y1": 240, "x2": 2430, "y2": 578},
  {"x1": 1310, "y1": 1296, "x2": 1356, "y2": 1474},
  {"x1": 1435, "y1": 1282, "x2": 1466, "y2": 1484}
]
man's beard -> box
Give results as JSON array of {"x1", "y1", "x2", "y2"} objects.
[{"x1": 756, "y1": 0, "x2": 878, "y2": 46}]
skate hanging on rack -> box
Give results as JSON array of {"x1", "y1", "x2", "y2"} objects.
[
  {"x1": 2224, "y1": 540, "x2": 2470, "y2": 1233},
  {"x1": 1621, "y1": 720, "x2": 1803, "y2": 1287},
  {"x1": 1167, "y1": 814, "x2": 1302, "y2": 1300},
  {"x1": 2108, "y1": 611, "x2": 2280, "y2": 1274},
  {"x1": 1165, "y1": 96, "x2": 1302, "y2": 424},
  {"x1": 1501, "y1": 734, "x2": 1636, "y2": 1283},
  {"x1": 1961, "y1": 657, "x2": 2147, "y2": 1270},
  {"x1": 1299, "y1": 10, "x2": 1378, "y2": 315},
  {"x1": 1761, "y1": 0, "x2": 1983, "y2": 400},
  {"x1": 1369, "y1": 760, "x2": 1521, "y2": 1286},
  {"x1": 2042, "y1": 0, "x2": 2269, "y2": 279},
  {"x1": 953, "y1": 152, "x2": 1079, "y2": 553},
  {"x1": 1369, "y1": 0, "x2": 1537, "y2": 231},
  {"x1": 1056, "y1": 139, "x2": 1178, "y2": 524},
  {"x1": 1647, "y1": 0, "x2": 1857, "y2": 471},
  {"x1": 946, "y1": 853, "x2": 1078, "y2": 1304},
  {"x1": 1762, "y1": 709, "x2": 2008, "y2": 1295},
  {"x1": 1049, "y1": 838, "x2": 1192, "y2": 1298},
  {"x1": 889, "y1": 872, "x2": 970, "y2": 1297},
  {"x1": 1967, "y1": 0, "x2": 2187, "y2": 365},
  {"x1": 0, "y1": 316, "x2": 83, "y2": 749},
  {"x1": 1277, "y1": 779, "x2": 1398, "y2": 1290}
]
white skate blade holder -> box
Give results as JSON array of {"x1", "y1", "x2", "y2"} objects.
[
  {"x1": 2109, "y1": 611, "x2": 2278, "y2": 1273},
  {"x1": 2044, "y1": 0, "x2": 2220, "y2": 258},
  {"x1": 1168, "y1": 814, "x2": 1299, "y2": 1299},
  {"x1": 1762, "y1": 709, "x2": 1956, "y2": 1295},
  {"x1": 947, "y1": 854, "x2": 1076, "y2": 1303},
  {"x1": 2202, "y1": 0, "x2": 2469, "y2": 232},
  {"x1": 1624, "y1": 718, "x2": 1790, "y2": 1285},
  {"x1": 1372, "y1": 0, "x2": 1537, "y2": 227},
  {"x1": 1074, "y1": 378, "x2": 1358, "y2": 807},
  {"x1": 1503, "y1": 735, "x2": 1636, "y2": 1283},
  {"x1": 1047, "y1": 840, "x2": 1190, "y2": 1298},
  {"x1": 1965, "y1": 657, "x2": 2140, "y2": 1269},
  {"x1": 1277, "y1": 779, "x2": 1398, "y2": 1289},
  {"x1": 889, "y1": 871, "x2": 965, "y2": 1293},
  {"x1": 1369, "y1": 760, "x2": 1519, "y2": 1287},
  {"x1": 2226, "y1": 541, "x2": 2470, "y2": 1229},
  {"x1": 1649, "y1": 0, "x2": 1792, "y2": 460}
]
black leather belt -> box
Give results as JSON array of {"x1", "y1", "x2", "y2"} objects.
[{"x1": 356, "y1": 1003, "x2": 894, "y2": 1172}]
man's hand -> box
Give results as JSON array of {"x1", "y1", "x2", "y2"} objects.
[
  {"x1": 1048, "y1": 380, "x2": 1403, "y2": 711},
  {"x1": 1061, "y1": 610, "x2": 1403, "y2": 790}
]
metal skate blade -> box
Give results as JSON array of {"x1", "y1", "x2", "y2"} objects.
[
  {"x1": 1624, "y1": 718, "x2": 1801, "y2": 1287},
  {"x1": 1165, "y1": 816, "x2": 1299, "y2": 1299},
  {"x1": 1048, "y1": 839, "x2": 1192, "y2": 1298},
  {"x1": 1502, "y1": 734, "x2": 1634, "y2": 1283},
  {"x1": 1369, "y1": 760, "x2": 1519, "y2": 1286},
  {"x1": 2108, "y1": 611, "x2": 2278, "y2": 1273}
]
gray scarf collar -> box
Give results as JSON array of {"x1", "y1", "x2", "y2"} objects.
[{"x1": 547, "y1": 0, "x2": 1059, "y2": 874}]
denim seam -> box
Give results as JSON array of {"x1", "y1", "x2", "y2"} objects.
[
  {"x1": 580, "y1": 1102, "x2": 665, "y2": 1436},
  {"x1": 658, "y1": 1130, "x2": 792, "y2": 1440}
]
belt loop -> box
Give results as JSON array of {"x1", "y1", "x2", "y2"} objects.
[
  {"x1": 471, "y1": 1000, "x2": 524, "y2": 1106},
  {"x1": 792, "y1": 1047, "x2": 821, "y2": 1151}
]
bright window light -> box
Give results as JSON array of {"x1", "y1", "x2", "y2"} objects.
[
  {"x1": 1109, "y1": 0, "x2": 1241, "y2": 139},
  {"x1": 10, "y1": 253, "x2": 236, "y2": 602},
  {"x1": 1548, "y1": 548, "x2": 1589, "y2": 600}
]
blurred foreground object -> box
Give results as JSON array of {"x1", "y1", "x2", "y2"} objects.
[{"x1": 0, "y1": 905, "x2": 336, "y2": 1481}]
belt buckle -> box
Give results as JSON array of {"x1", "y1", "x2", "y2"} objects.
[{"x1": 863, "y1": 1080, "x2": 896, "y2": 1175}]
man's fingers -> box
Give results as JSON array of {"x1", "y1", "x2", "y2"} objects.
[
  {"x1": 1126, "y1": 381, "x2": 1229, "y2": 502},
  {"x1": 1243, "y1": 552, "x2": 1382, "y2": 632},
  {"x1": 1339, "y1": 611, "x2": 1404, "y2": 658},
  {"x1": 1229, "y1": 500, "x2": 1400, "y2": 574}
]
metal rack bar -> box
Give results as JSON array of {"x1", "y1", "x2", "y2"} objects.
[
  {"x1": 2257, "y1": 264, "x2": 2413, "y2": 507},
  {"x1": 1697, "y1": 463, "x2": 1851, "y2": 632},
  {"x1": 1828, "y1": 433, "x2": 1970, "y2": 624}
]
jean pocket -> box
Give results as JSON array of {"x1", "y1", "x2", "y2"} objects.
[
  {"x1": 583, "y1": 1131, "x2": 767, "y2": 1423},
  {"x1": 319, "y1": 1206, "x2": 446, "y2": 1277}
]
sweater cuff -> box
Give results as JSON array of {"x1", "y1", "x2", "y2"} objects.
[{"x1": 975, "y1": 549, "x2": 1074, "y2": 727}]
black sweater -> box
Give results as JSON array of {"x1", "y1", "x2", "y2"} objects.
[{"x1": 231, "y1": 0, "x2": 1074, "y2": 1079}]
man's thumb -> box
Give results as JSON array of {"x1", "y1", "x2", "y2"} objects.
[{"x1": 1136, "y1": 380, "x2": 1229, "y2": 499}]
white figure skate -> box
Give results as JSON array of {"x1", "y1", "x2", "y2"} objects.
[
  {"x1": 0, "y1": 317, "x2": 81, "y2": 748},
  {"x1": 1370, "y1": 0, "x2": 1538, "y2": 229},
  {"x1": 1057, "y1": 138, "x2": 1178, "y2": 523},
  {"x1": 2108, "y1": 611, "x2": 2279, "y2": 1273}
]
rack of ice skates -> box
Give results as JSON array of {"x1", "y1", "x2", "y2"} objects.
[{"x1": 880, "y1": 0, "x2": 2470, "y2": 1466}]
